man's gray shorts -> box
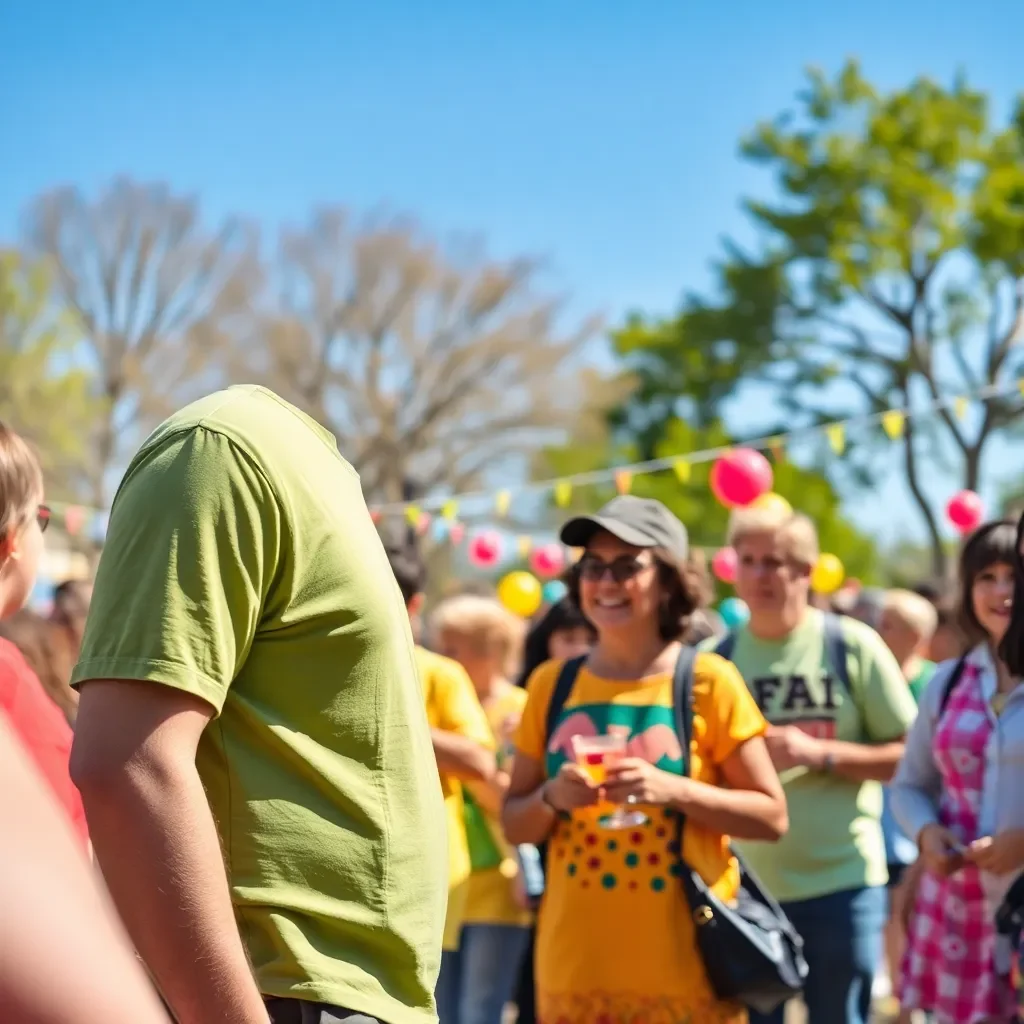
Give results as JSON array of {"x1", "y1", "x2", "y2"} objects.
[{"x1": 265, "y1": 998, "x2": 382, "y2": 1024}]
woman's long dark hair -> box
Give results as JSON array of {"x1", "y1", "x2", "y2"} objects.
[
  {"x1": 999, "y1": 512, "x2": 1024, "y2": 675},
  {"x1": 516, "y1": 598, "x2": 594, "y2": 687}
]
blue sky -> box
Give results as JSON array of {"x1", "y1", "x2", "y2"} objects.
[{"x1": 1, "y1": 0, "x2": 1022, "y2": 546}]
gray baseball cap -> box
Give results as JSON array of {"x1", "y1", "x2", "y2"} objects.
[{"x1": 559, "y1": 496, "x2": 689, "y2": 563}]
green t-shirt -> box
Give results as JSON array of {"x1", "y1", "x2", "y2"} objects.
[
  {"x1": 72, "y1": 386, "x2": 447, "y2": 1024},
  {"x1": 908, "y1": 659, "x2": 936, "y2": 704},
  {"x1": 700, "y1": 610, "x2": 917, "y2": 902}
]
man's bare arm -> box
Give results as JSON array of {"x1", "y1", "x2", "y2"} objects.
[
  {"x1": 70, "y1": 680, "x2": 269, "y2": 1024},
  {"x1": 0, "y1": 715, "x2": 169, "y2": 1024},
  {"x1": 431, "y1": 728, "x2": 497, "y2": 782}
]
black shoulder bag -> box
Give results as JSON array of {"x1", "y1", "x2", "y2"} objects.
[{"x1": 671, "y1": 646, "x2": 808, "y2": 1015}]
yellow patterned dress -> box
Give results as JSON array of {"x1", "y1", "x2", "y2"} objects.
[{"x1": 514, "y1": 653, "x2": 766, "y2": 1024}]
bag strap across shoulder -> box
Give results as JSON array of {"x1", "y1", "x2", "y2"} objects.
[
  {"x1": 938, "y1": 652, "x2": 971, "y2": 717},
  {"x1": 715, "y1": 612, "x2": 851, "y2": 694},
  {"x1": 544, "y1": 654, "x2": 587, "y2": 745}
]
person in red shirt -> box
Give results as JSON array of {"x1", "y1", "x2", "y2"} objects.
[{"x1": 0, "y1": 420, "x2": 88, "y2": 850}]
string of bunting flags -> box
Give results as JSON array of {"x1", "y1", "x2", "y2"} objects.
[
  {"x1": 38, "y1": 378, "x2": 1023, "y2": 554},
  {"x1": 372, "y1": 378, "x2": 1024, "y2": 543}
]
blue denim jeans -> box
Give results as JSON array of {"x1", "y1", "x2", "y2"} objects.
[
  {"x1": 436, "y1": 923, "x2": 531, "y2": 1024},
  {"x1": 749, "y1": 885, "x2": 888, "y2": 1024}
]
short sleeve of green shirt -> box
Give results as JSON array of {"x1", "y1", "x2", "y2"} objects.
[
  {"x1": 73, "y1": 426, "x2": 280, "y2": 711},
  {"x1": 842, "y1": 617, "x2": 918, "y2": 743}
]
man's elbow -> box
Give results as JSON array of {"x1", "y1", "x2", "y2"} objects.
[
  {"x1": 70, "y1": 733, "x2": 180, "y2": 804},
  {"x1": 70, "y1": 733, "x2": 132, "y2": 801},
  {"x1": 749, "y1": 795, "x2": 789, "y2": 843},
  {"x1": 454, "y1": 743, "x2": 497, "y2": 784}
]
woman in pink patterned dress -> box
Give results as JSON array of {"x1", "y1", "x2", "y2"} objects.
[{"x1": 891, "y1": 520, "x2": 1024, "y2": 1024}]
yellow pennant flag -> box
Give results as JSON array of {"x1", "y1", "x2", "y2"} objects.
[
  {"x1": 826, "y1": 423, "x2": 846, "y2": 455},
  {"x1": 881, "y1": 410, "x2": 905, "y2": 440},
  {"x1": 495, "y1": 490, "x2": 512, "y2": 517},
  {"x1": 615, "y1": 469, "x2": 633, "y2": 495},
  {"x1": 954, "y1": 396, "x2": 969, "y2": 421},
  {"x1": 441, "y1": 499, "x2": 458, "y2": 521},
  {"x1": 554, "y1": 480, "x2": 572, "y2": 507},
  {"x1": 404, "y1": 505, "x2": 421, "y2": 526},
  {"x1": 672, "y1": 459, "x2": 691, "y2": 483},
  {"x1": 1019, "y1": 379, "x2": 1024, "y2": 398},
  {"x1": 517, "y1": 536, "x2": 532, "y2": 558}
]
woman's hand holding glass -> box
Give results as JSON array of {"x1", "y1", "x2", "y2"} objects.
[
  {"x1": 604, "y1": 758, "x2": 681, "y2": 807},
  {"x1": 543, "y1": 762, "x2": 601, "y2": 813}
]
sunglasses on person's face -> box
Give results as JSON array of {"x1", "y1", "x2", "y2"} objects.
[
  {"x1": 37, "y1": 505, "x2": 51, "y2": 533},
  {"x1": 578, "y1": 553, "x2": 654, "y2": 584}
]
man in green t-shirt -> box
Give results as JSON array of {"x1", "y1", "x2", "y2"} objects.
[
  {"x1": 69, "y1": 387, "x2": 447, "y2": 1024},
  {"x1": 700, "y1": 506, "x2": 917, "y2": 1024}
]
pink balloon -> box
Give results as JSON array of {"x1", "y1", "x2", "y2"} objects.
[
  {"x1": 530, "y1": 543, "x2": 565, "y2": 578},
  {"x1": 711, "y1": 546, "x2": 738, "y2": 584},
  {"x1": 946, "y1": 490, "x2": 984, "y2": 534},
  {"x1": 709, "y1": 449, "x2": 773, "y2": 509},
  {"x1": 468, "y1": 530, "x2": 502, "y2": 568}
]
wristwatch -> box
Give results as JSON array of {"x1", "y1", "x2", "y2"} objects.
[{"x1": 821, "y1": 751, "x2": 835, "y2": 774}]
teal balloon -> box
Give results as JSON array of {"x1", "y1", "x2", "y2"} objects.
[
  {"x1": 542, "y1": 580, "x2": 567, "y2": 604},
  {"x1": 718, "y1": 597, "x2": 749, "y2": 628}
]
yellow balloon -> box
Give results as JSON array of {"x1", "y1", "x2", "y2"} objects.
[
  {"x1": 811, "y1": 553, "x2": 845, "y2": 595},
  {"x1": 497, "y1": 571, "x2": 543, "y2": 618},
  {"x1": 751, "y1": 492, "x2": 792, "y2": 515}
]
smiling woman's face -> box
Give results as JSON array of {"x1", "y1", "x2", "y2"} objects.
[
  {"x1": 971, "y1": 560, "x2": 1015, "y2": 644},
  {"x1": 577, "y1": 531, "x2": 661, "y2": 636}
]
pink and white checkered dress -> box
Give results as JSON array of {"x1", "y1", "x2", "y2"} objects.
[{"x1": 900, "y1": 662, "x2": 1016, "y2": 1023}]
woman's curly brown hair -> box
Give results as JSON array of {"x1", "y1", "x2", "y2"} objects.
[{"x1": 565, "y1": 549, "x2": 709, "y2": 642}]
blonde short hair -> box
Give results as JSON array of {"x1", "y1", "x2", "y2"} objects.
[
  {"x1": 727, "y1": 506, "x2": 820, "y2": 568},
  {"x1": 883, "y1": 589, "x2": 939, "y2": 640},
  {"x1": 0, "y1": 422, "x2": 43, "y2": 542},
  {"x1": 430, "y1": 594, "x2": 526, "y2": 680}
]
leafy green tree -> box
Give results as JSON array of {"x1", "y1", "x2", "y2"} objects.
[
  {"x1": 612, "y1": 62, "x2": 1024, "y2": 578},
  {"x1": 0, "y1": 249, "x2": 99, "y2": 500}
]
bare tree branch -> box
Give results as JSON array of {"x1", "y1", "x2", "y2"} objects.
[
  {"x1": 253, "y1": 207, "x2": 600, "y2": 504},
  {"x1": 23, "y1": 179, "x2": 262, "y2": 506}
]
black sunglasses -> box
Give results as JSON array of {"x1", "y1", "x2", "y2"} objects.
[
  {"x1": 578, "y1": 553, "x2": 654, "y2": 584},
  {"x1": 37, "y1": 505, "x2": 51, "y2": 533}
]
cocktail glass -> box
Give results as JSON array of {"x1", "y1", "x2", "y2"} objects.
[{"x1": 572, "y1": 732, "x2": 649, "y2": 829}]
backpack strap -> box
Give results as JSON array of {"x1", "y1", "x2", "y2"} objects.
[
  {"x1": 714, "y1": 631, "x2": 737, "y2": 663},
  {"x1": 544, "y1": 655, "x2": 587, "y2": 745},
  {"x1": 670, "y1": 646, "x2": 698, "y2": 862},
  {"x1": 534, "y1": 654, "x2": 587, "y2": 890},
  {"x1": 938, "y1": 653, "x2": 971, "y2": 718},
  {"x1": 822, "y1": 612, "x2": 852, "y2": 694},
  {"x1": 671, "y1": 645, "x2": 698, "y2": 779}
]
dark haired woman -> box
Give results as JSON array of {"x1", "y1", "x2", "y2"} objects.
[
  {"x1": 502, "y1": 496, "x2": 788, "y2": 1024},
  {"x1": 516, "y1": 598, "x2": 595, "y2": 689},
  {"x1": 892, "y1": 520, "x2": 1024, "y2": 1023}
]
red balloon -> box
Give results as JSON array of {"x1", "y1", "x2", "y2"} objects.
[
  {"x1": 530, "y1": 543, "x2": 565, "y2": 578},
  {"x1": 468, "y1": 530, "x2": 502, "y2": 568},
  {"x1": 711, "y1": 546, "x2": 738, "y2": 584},
  {"x1": 946, "y1": 490, "x2": 984, "y2": 534},
  {"x1": 709, "y1": 449, "x2": 773, "y2": 509}
]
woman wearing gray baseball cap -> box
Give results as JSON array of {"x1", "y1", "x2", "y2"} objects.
[{"x1": 502, "y1": 495, "x2": 787, "y2": 1024}]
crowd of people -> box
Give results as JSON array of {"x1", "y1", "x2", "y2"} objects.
[{"x1": 2, "y1": 383, "x2": 1024, "y2": 1024}]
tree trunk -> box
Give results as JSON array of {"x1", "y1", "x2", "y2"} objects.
[{"x1": 901, "y1": 416, "x2": 947, "y2": 580}]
